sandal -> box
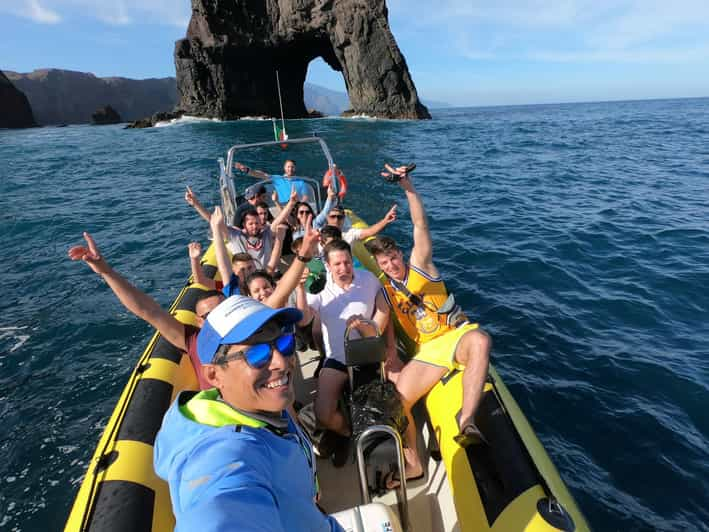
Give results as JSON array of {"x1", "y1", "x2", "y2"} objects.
[
  {"x1": 381, "y1": 469, "x2": 425, "y2": 491},
  {"x1": 381, "y1": 162, "x2": 416, "y2": 183},
  {"x1": 454, "y1": 422, "x2": 488, "y2": 447}
]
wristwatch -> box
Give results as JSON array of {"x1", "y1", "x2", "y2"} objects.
[{"x1": 296, "y1": 254, "x2": 312, "y2": 263}]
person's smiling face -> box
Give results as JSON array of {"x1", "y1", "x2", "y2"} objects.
[
  {"x1": 326, "y1": 249, "x2": 354, "y2": 287},
  {"x1": 283, "y1": 160, "x2": 296, "y2": 177},
  {"x1": 211, "y1": 321, "x2": 295, "y2": 413},
  {"x1": 248, "y1": 276, "x2": 274, "y2": 302},
  {"x1": 375, "y1": 249, "x2": 406, "y2": 281}
]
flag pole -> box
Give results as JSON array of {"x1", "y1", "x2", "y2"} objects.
[{"x1": 276, "y1": 70, "x2": 287, "y2": 140}]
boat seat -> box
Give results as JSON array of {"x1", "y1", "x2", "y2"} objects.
[{"x1": 331, "y1": 502, "x2": 403, "y2": 532}]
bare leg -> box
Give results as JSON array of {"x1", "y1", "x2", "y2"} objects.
[
  {"x1": 454, "y1": 329, "x2": 491, "y2": 429},
  {"x1": 395, "y1": 360, "x2": 448, "y2": 479},
  {"x1": 314, "y1": 367, "x2": 351, "y2": 436}
]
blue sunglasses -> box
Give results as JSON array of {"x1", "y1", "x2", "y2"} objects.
[{"x1": 216, "y1": 332, "x2": 296, "y2": 369}]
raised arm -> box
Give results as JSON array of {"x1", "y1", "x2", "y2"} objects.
[
  {"x1": 265, "y1": 225, "x2": 287, "y2": 273},
  {"x1": 210, "y1": 207, "x2": 233, "y2": 289},
  {"x1": 401, "y1": 177, "x2": 435, "y2": 272},
  {"x1": 270, "y1": 186, "x2": 297, "y2": 233},
  {"x1": 296, "y1": 285, "x2": 315, "y2": 327},
  {"x1": 313, "y1": 185, "x2": 337, "y2": 229},
  {"x1": 293, "y1": 267, "x2": 311, "y2": 326},
  {"x1": 189, "y1": 241, "x2": 216, "y2": 289},
  {"x1": 265, "y1": 215, "x2": 319, "y2": 309},
  {"x1": 185, "y1": 186, "x2": 212, "y2": 223},
  {"x1": 384, "y1": 164, "x2": 436, "y2": 275},
  {"x1": 358, "y1": 204, "x2": 397, "y2": 240},
  {"x1": 234, "y1": 161, "x2": 270, "y2": 180},
  {"x1": 68, "y1": 232, "x2": 187, "y2": 351}
]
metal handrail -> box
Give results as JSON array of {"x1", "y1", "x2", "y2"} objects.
[
  {"x1": 355, "y1": 425, "x2": 411, "y2": 532},
  {"x1": 225, "y1": 136, "x2": 335, "y2": 179},
  {"x1": 221, "y1": 136, "x2": 338, "y2": 214}
]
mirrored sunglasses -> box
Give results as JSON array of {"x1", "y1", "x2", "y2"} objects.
[{"x1": 217, "y1": 332, "x2": 296, "y2": 369}]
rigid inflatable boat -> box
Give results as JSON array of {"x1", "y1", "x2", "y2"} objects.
[{"x1": 66, "y1": 137, "x2": 589, "y2": 532}]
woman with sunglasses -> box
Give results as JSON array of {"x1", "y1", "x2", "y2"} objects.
[
  {"x1": 155, "y1": 296, "x2": 344, "y2": 532},
  {"x1": 292, "y1": 201, "x2": 316, "y2": 233}
]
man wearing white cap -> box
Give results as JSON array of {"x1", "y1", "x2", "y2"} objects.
[{"x1": 154, "y1": 295, "x2": 343, "y2": 532}]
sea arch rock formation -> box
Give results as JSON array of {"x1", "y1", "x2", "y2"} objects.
[{"x1": 175, "y1": 0, "x2": 430, "y2": 119}]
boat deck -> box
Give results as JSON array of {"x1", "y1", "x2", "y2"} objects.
[{"x1": 293, "y1": 349, "x2": 458, "y2": 532}]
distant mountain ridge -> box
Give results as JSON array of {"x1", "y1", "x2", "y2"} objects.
[
  {"x1": 304, "y1": 82, "x2": 351, "y2": 116},
  {"x1": 6, "y1": 69, "x2": 177, "y2": 125},
  {"x1": 5, "y1": 69, "x2": 448, "y2": 125},
  {"x1": 304, "y1": 82, "x2": 450, "y2": 114}
]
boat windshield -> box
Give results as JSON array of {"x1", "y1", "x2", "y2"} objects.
[{"x1": 218, "y1": 137, "x2": 337, "y2": 227}]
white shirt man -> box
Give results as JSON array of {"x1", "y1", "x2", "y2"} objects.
[{"x1": 298, "y1": 239, "x2": 391, "y2": 439}]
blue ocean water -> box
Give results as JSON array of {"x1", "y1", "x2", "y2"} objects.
[{"x1": 1, "y1": 98, "x2": 708, "y2": 531}]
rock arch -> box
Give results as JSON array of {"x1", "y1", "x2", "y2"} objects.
[{"x1": 175, "y1": 0, "x2": 430, "y2": 119}]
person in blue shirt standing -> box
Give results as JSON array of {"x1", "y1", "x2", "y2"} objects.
[
  {"x1": 235, "y1": 159, "x2": 311, "y2": 202},
  {"x1": 154, "y1": 295, "x2": 344, "y2": 532}
]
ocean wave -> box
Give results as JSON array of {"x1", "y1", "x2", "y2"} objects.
[{"x1": 153, "y1": 115, "x2": 224, "y2": 127}]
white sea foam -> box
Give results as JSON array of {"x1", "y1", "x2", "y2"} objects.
[
  {"x1": 0, "y1": 326, "x2": 29, "y2": 354},
  {"x1": 153, "y1": 115, "x2": 223, "y2": 128},
  {"x1": 340, "y1": 113, "x2": 378, "y2": 120}
]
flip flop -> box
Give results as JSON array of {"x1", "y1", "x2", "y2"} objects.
[
  {"x1": 382, "y1": 469, "x2": 425, "y2": 491},
  {"x1": 402, "y1": 162, "x2": 416, "y2": 174},
  {"x1": 381, "y1": 162, "x2": 416, "y2": 183},
  {"x1": 454, "y1": 422, "x2": 488, "y2": 447}
]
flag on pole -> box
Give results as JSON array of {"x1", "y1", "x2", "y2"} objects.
[{"x1": 272, "y1": 118, "x2": 288, "y2": 150}]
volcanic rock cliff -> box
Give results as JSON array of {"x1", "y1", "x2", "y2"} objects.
[
  {"x1": 0, "y1": 70, "x2": 36, "y2": 128},
  {"x1": 175, "y1": 0, "x2": 430, "y2": 119}
]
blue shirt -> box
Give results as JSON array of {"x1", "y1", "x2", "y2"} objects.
[
  {"x1": 271, "y1": 175, "x2": 310, "y2": 202},
  {"x1": 222, "y1": 273, "x2": 241, "y2": 297}
]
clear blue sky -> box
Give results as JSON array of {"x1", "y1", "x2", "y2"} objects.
[{"x1": 2, "y1": 0, "x2": 708, "y2": 106}]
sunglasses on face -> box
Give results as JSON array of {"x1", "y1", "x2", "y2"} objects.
[
  {"x1": 328, "y1": 214, "x2": 345, "y2": 220},
  {"x1": 297, "y1": 210, "x2": 311, "y2": 215},
  {"x1": 216, "y1": 332, "x2": 296, "y2": 368}
]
